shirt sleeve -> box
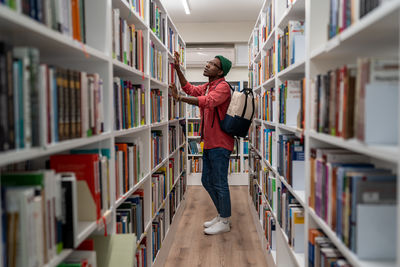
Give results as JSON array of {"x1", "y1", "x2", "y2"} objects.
[
  {"x1": 181, "y1": 82, "x2": 207, "y2": 97},
  {"x1": 197, "y1": 82, "x2": 231, "y2": 109}
]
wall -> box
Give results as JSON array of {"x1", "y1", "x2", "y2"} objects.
[
  {"x1": 175, "y1": 21, "x2": 255, "y2": 43},
  {"x1": 186, "y1": 66, "x2": 248, "y2": 83}
]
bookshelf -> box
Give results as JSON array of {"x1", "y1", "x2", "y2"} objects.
[
  {"x1": 185, "y1": 80, "x2": 250, "y2": 186},
  {"x1": 248, "y1": 0, "x2": 399, "y2": 267},
  {"x1": 0, "y1": 0, "x2": 186, "y2": 266}
]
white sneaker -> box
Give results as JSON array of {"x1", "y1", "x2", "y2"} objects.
[
  {"x1": 203, "y1": 215, "x2": 220, "y2": 228},
  {"x1": 204, "y1": 220, "x2": 231, "y2": 235}
]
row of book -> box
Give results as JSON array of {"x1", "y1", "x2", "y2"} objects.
[
  {"x1": 252, "y1": 28, "x2": 260, "y2": 59},
  {"x1": 187, "y1": 122, "x2": 200, "y2": 136},
  {"x1": 277, "y1": 134, "x2": 305, "y2": 191},
  {"x1": 116, "y1": 189, "x2": 144, "y2": 239},
  {"x1": 169, "y1": 175, "x2": 186, "y2": 224},
  {"x1": 309, "y1": 229, "x2": 352, "y2": 267},
  {"x1": 113, "y1": 78, "x2": 146, "y2": 131},
  {"x1": 262, "y1": 87, "x2": 276, "y2": 122},
  {"x1": 254, "y1": 125, "x2": 262, "y2": 152},
  {"x1": 168, "y1": 62, "x2": 176, "y2": 84},
  {"x1": 178, "y1": 42, "x2": 185, "y2": 67},
  {"x1": 1, "y1": 0, "x2": 87, "y2": 43},
  {"x1": 310, "y1": 58, "x2": 398, "y2": 145},
  {"x1": 260, "y1": 0, "x2": 275, "y2": 44},
  {"x1": 253, "y1": 61, "x2": 262, "y2": 88},
  {"x1": 277, "y1": 21, "x2": 305, "y2": 72},
  {"x1": 168, "y1": 158, "x2": 176, "y2": 191},
  {"x1": 188, "y1": 140, "x2": 203, "y2": 155},
  {"x1": 187, "y1": 105, "x2": 200, "y2": 118},
  {"x1": 189, "y1": 157, "x2": 202, "y2": 173},
  {"x1": 1, "y1": 151, "x2": 111, "y2": 266},
  {"x1": 179, "y1": 147, "x2": 186, "y2": 173},
  {"x1": 150, "y1": 41, "x2": 164, "y2": 82},
  {"x1": 0, "y1": 44, "x2": 105, "y2": 151},
  {"x1": 149, "y1": 0, "x2": 165, "y2": 44},
  {"x1": 309, "y1": 148, "x2": 396, "y2": 259},
  {"x1": 152, "y1": 209, "x2": 166, "y2": 261},
  {"x1": 167, "y1": 26, "x2": 176, "y2": 54},
  {"x1": 115, "y1": 141, "x2": 143, "y2": 200},
  {"x1": 263, "y1": 128, "x2": 276, "y2": 166},
  {"x1": 127, "y1": 0, "x2": 145, "y2": 20},
  {"x1": 150, "y1": 88, "x2": 163, "y2": 123},
  {"x1": 151, "y1": 130, "x2": 164, "y2": 168},
  {"x1": 136, "y1": 240, "x2": 147, "y2": 267},
  {"x1": 112, "y1": 9, "x2": 145, "y2": 72},
  {"x1": 168, "y1": 126, "x2": 177, "y2": 154},
  {"x1": 243, "y1": 139, "x2": 249, "y2": 154},
  {"x1": 228, "y1": 158, "x2": 241, "y2": 173},
  {"x1": 263, "y1": 44, "x2": 275, "y2": 82},
  {"x1": 328, "y1": 0, "x2": 385, "y2": 39},
  {"x1": 168, "y1": 93, "x2": 178, "y2": 120},
  {"x1": 278, "y1": 78, "x2": 305, "y2": 129},
  {"x1": 152, "y1": 168, "x2": 167, "y2": 216}
]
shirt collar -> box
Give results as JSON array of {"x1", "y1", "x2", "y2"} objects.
[{"x1": 208, "y1": 77, "x2": 225, "y2": 88}]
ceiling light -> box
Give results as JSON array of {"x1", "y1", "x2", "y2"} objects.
[{"x1": 181, "y1": 0, "x2": 191, "y2": 14}]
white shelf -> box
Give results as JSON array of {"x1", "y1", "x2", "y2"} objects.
[
  {"x1": 0, "y1": 5, "x2": 109, "y2": 62},
  {"x1": 308, "y1": 208, "x2": 396, "y2": 267},
  {"x1": 308, "y1": 131, "x2": 399, "y2": 163},
  {"x1": 277, "y1": 124, "x2": 303, "y2": 138},
  {"x1": 187, "y1": 154, "x2": 202, "y2": 157},
  {"x1": 115, "y1": 173, "x2": 150, "y2": 208},
  {"x1": 151, "y1": 121, "x2": 169, "y2": 127},
  {"x1": 112, "y1": 0, "x2": 147, "y2": 29},
  {"x1": 43, "y1": 249, "x2": 74, "y2": 267},
  {"x1": 113, "y1": 59, "x2": 149, "y2": 79},
  {"x1": 262, "y1": 28, "x2": 276, "y2": 51},
  {"x1": 169, "y1": 142, "x2": 186, "y2": 157},
  {"x1": 311, "y1": 1, "x2": 400, "y2": 60},
  {"x1": 278, "y1": 227, "x2": 305, "y2": 267},
  {"x1": 151, "y1": 157, "x2": 169, "y2": 174},
  {"x1": 276, "y1": 0, "x2": 306, "y2": 30},
  {"x1": 150, "y1": 77, "x2": 168, "y2": 88},
  {"x1": 254, "y1": 49, "x2": 262, "y2": 63},
  {"x1": 149, "y1": 29, "x2": 167, "y2": 52},
  {"x1": 262, "y1": 120, "x2": 277, "y2": 127},
  {"x1": 187, "y1": 117, "x2": 201, "y2": 120},
  {"x1": 261, "y1": 76, "x2": 275, "y2": 89},
  {"x1": 114, "y1": 125, "x2": 150, "y2": 137},
  {"x1": 277, "y1": 60, "x2": 305, "y2": 80},
  {"x1": 187, "y1": 136, "x2": 201, "y2": 139},
  {"x1": 254, "y1": 85, "x2": 262, "y2": 94},
  {"x1": 0, "y1": 133, "x2": 112, "y2": 167}
]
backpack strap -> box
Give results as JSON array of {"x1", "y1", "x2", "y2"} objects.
[{"x1": 211, "y1": 81, "x2": 234, "y2": 128}]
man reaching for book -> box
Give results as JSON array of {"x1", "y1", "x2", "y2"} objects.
[{"x1": 169, "y1": 51, "x2": 234, "y2": 235}]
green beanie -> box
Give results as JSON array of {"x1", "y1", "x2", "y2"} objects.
[{"x1": 215, "y1": 55, "x2": 232, "y2": 77}]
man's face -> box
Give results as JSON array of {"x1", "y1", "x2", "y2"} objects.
[{"x1": 203, "y1": 58, "x2": 223, "y2": 78}]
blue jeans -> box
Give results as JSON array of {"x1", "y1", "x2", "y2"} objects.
[{"x1": 201, "y1": 147, "x2": 231, "y2": 218}]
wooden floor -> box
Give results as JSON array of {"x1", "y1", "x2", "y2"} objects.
[{"x1": 164, "y1": 186, "x2": 269, "y2": 267}]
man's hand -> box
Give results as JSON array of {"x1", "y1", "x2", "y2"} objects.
[
  {"x1": 174, "y1": 51, "x2": 180, "y2": 71},
  {"x1": 169, "y1": 83, "x2": 179, "y2": 100}
]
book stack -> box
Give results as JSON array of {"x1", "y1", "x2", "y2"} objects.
[
  {"x1": 152, "y1": 209, "x2": 166, "y2": 260},
  {"x1": 0, "y1": 44, "x2": 105, "y2": 151},
  {"x1": 113, "y1": 78, "x2": 145, "y2": 130},
  {"x1": 189, "y1": 157, "x2": 202, "y2": 173},
  {"x1": 168, "y1": 93, "x2": 178, "y2": 120},
  {"x1": 136, "y1": 239, "x2": 147, "y2": 267},
  {"x1": 168, "y1": 62, "x2": 175, "y2": 84},
  {"x1": 309, "y1": 229, "x2": 351, "y2": 266},
  {"x1": 309, "y1": 148, "x2": 397, "y2": 259},
  {"x1": 112, "y1": 9, "x2": 145, "y2": 72},
  {"x1": 152, "y1": 168, "x2": 167, "y2": 216},
  {"x1": 188, "y1": 106, "x2": 200, "y2": 118},
  {"x1": 243, "y1": 139, "x2": 249, "y2": 154},
  {"x1": 179, "y1": 100, "x2": 185, "y2": 118},
  {"x1": 150, "y1": 88, "x2": 163, "y2": 123},
  {"x1": 116, "y1": 189, "x2": 144, "y2": 239},
  {"x1": 179, "y1": 147, "x2": 186, "y2": 173},
  {"x1": 149, "y1": 0, "x2": 165, "y2": 44},
  {"x1": 263, "y1": 170, "x2": 277, "y2": 212},
  {"x1": 151, "y1": 130, "x2": 163, "y2": 168},
  {"x1": 264, "y1": 208, "x2": 277, "y2": 252},
  {"x1": 310, "y1": 58, "x2": 398, "y2": 144},
  {"x1": 249, "y1": 70, "x2": 254, "y2": 89},
  {"x1": 262, "y1": 87, "x2": 276, "y2": 122},
  {"x1": 1, "y1": 0, "x2": 87, "y2": 43},
  {"x1": 277, "y1": 134, "x2": 305, "y2": 191},
  {"x1": 278, "y1": 79, "x2": 305, "y2": 128},
  {"x1": 178, "y1": 41, "x2": 185, "y2": 67},
  {"x1": 128, "y1": 0, "x2": 145, "y2": 20},
  {"x1": 150, "y1": 42, "x2": 164, "y2": 82},
  {"x1": 263, "y1": 44, "x2": 275, "y2": 82},
  {"x1": 255, "y1": 124, "x2": 262, "y2": 152},
  {"x1": 277, "y1": 21, "x2": 305, "y2": 72},
  {"x1": 253, "y1": 28, "x2": 260, "y2": 57},
  {"x1": 188, "y1": 139, "x2": 203, "y2": 155},
  {"x1": 167, "y1": 26, "x2": 176, "y2": 54},
  {"x1": 228, "y1": 158, "x2": 240, "y2": 173},
  {"x1": 169, "y1": 158, "x2": 175, "y2": 191},
  {"x1": 115, "y1": 142, "x2": 142, "y2": 199},
  {"x1": 277, "y1": 186, "x2": 305, "y2": 253},
  {"x1": 263, "y1": 128, "x2": 276, "y2": 166},
  {"x1": 260, "y1": 0, "x2": 275, "y2": 43},
  {"x1": 168, "y1": 126, "x2": 176, "y2": 154}
]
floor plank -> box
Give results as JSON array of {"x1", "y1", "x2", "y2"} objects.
[{"x1": 164, "y1": 186, "x2": 269, "y2": 267}]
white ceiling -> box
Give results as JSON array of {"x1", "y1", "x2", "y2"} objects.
[{"x1": 160, "y1": 0, "x2": 264, "y2": 23}]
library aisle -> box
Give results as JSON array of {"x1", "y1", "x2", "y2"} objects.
[{"x1": 164, "y1": 186, "x2": 269, "y2": 267}]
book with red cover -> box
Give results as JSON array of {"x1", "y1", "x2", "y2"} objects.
[{"x1": 50, "y1": 154, "x2": 101, "y2": 220}]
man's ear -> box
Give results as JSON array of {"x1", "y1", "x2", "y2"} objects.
[{"x1": 218, "y1": 69, "x2": 224, "y2": 77}]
